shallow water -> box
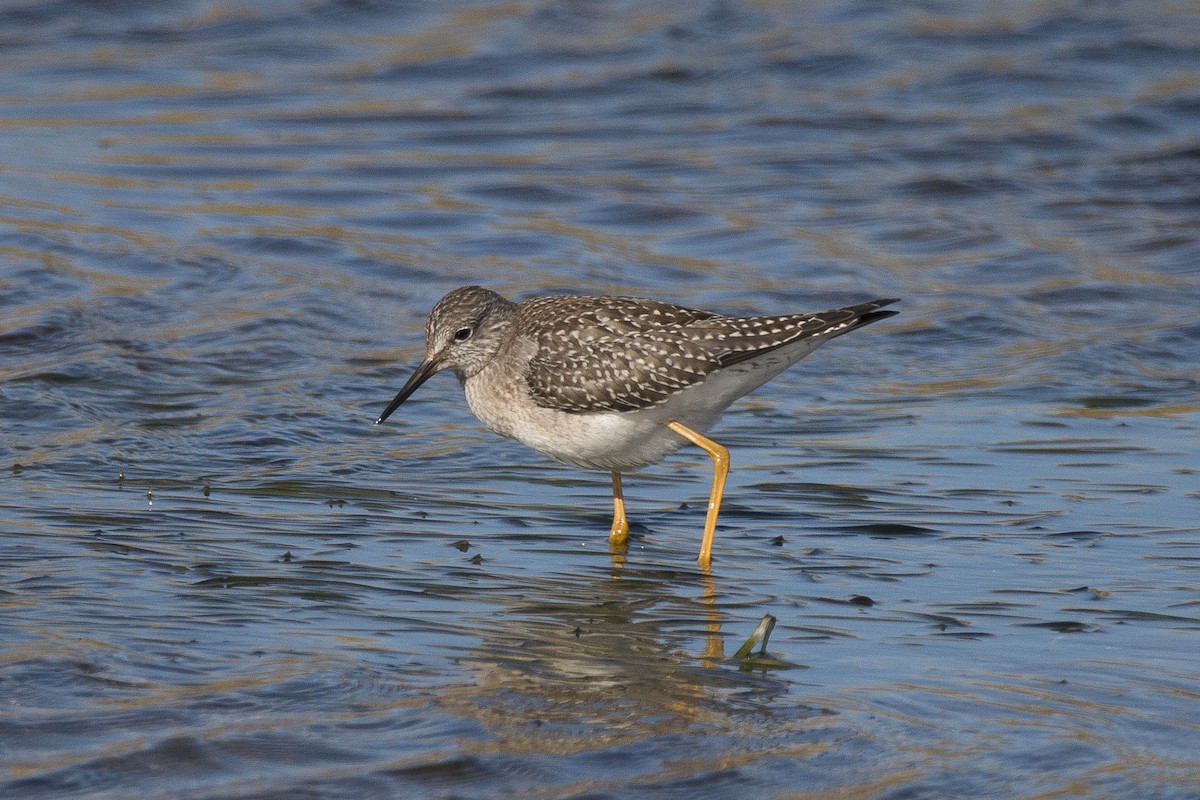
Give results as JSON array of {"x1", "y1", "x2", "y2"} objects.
[{"x1": 2, "y1": 1, "x2": 1199, "y2": 798}]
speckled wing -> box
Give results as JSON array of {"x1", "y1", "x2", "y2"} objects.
[{"x1": 522, "y1": 296, "x2": 898, "y2": 414}]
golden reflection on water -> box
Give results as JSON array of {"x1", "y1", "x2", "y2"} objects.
[
  {"x1": 609, "y1": 548, "x2": 725, "y2": 664},
  {"x1": 781, "y1": 769, "x2": 926, "y2": 800},
  {"x1": 426, "y1": 562, "x2": 740, "y2": 766},
  {"x1": 0, "y1": 213, "x2": 171, "y2": 248},
  {"x1": 699, "y1": 571, "x2": 724, "y2": 666},
  {"x1": 1057, "y1": 403, "x2": 1200, "y2": 420}
]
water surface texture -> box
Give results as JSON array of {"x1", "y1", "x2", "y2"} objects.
[{"x1": 2, "y1": 2, "x2": 1199, "y2": 798}]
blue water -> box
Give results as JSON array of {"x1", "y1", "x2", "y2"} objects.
[{"x1": 2, "y1": 2, "x2": 1199, "y2": 798}]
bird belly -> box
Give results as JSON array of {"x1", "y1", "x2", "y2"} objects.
[
  {"x1": 465, "y1": 380, "x2": 688, "y2": 471},
  {"x1": 463, "y1": 370, "x2": 748, "y2": 472}
]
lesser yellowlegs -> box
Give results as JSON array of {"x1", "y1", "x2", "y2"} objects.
[{"x1": 377, "y1": 286, "x2": 898, "y2": 568}]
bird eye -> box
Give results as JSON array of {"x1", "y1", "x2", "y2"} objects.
[{"x1": 453, "y1": 327, "x2": 473, "y2": 342}]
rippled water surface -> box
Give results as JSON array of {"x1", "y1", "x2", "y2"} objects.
[{"x1": 3, "y1": 1, "x2": 1199, "y2": 798}]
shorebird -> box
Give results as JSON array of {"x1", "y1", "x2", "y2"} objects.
[{"x1": 377, "y1": 286, "x2": 898, "y2": 568}]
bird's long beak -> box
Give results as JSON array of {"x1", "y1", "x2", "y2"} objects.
[{"x1": 376, "y1": 357, "x2": 439, "y2": 424}]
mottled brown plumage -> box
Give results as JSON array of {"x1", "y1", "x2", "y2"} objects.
[{"x1": 516, "y1": 295, "x2": 897, "y2": 413}]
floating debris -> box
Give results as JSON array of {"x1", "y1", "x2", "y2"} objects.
[{"x1": 732, "y1": 614, "x2": 800, "y2": 671}]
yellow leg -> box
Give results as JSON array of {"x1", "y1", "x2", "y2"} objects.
[
  {"x1": 666, "y1": 421, "x2": 729, "y2": 569},
  {"x1": 608, "y1": 471, "x2": 630, "y2": 548}
]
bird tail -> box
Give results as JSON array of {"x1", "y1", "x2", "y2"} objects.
[{"x1": 829, "y1": 298, "x2": 900, "y2": 337}]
